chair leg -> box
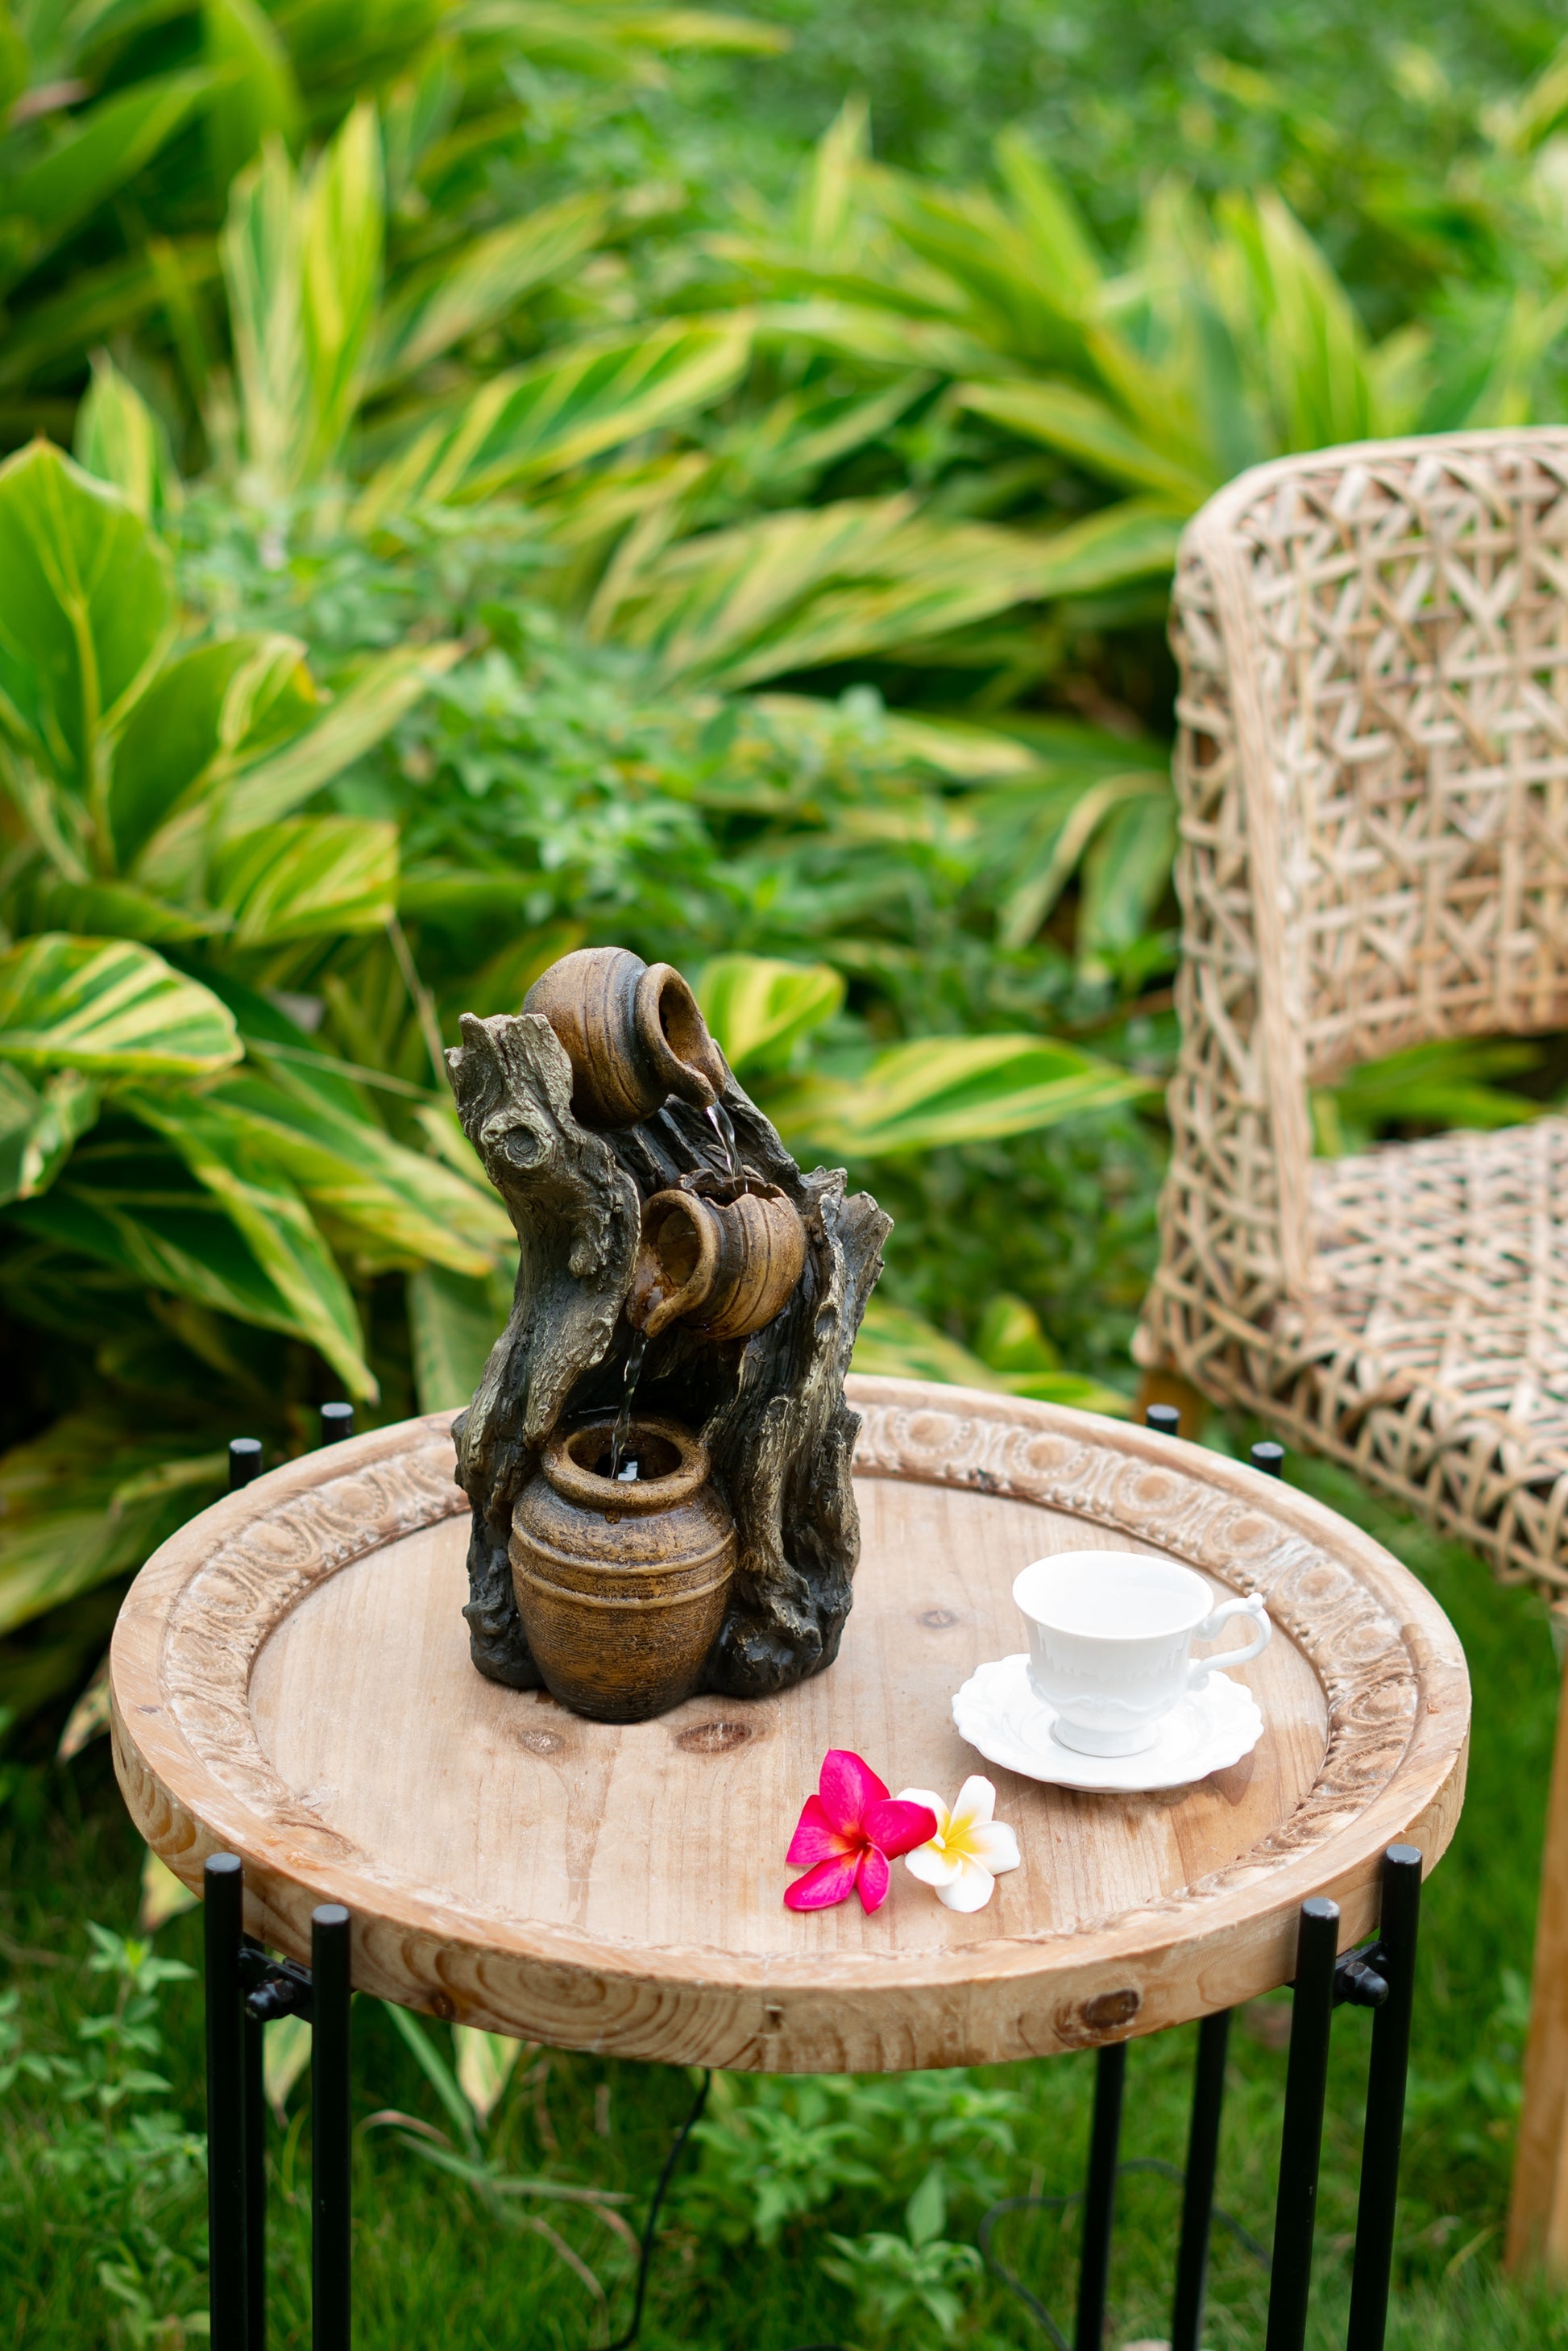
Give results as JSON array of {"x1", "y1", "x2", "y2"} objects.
[{"x1": 1508, "y1": 1604, "x2": 1568, "y2": 2272}]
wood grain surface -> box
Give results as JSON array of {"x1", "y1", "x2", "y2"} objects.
[{"x1": 110, "y1": 1379, "x2": 1470, "y2": 2072}]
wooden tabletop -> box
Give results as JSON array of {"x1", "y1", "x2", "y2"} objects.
[{"x1": 110, "y1": 1378, "x2": 1469, "y2": 2073}]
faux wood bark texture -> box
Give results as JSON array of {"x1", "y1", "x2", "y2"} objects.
[
  {"x1": 445, "y1": 1010, "x2": 890, "y2": 1700},
  {"x1": 109, "y1": 1384, "x2": 1470, "y2": 2073}
]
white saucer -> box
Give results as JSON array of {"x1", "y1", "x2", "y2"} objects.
[{"x1": 951, "y1": 1654, "x2": 1265, "y2": 1792}]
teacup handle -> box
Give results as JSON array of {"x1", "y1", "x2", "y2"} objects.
[{"x1": 1187, "y1": 1595, "x2": 1271, "y2": 1688}]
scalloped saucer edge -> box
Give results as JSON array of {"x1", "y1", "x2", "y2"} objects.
[{"x1": 952, "y1": 1653, "x2": 1264, "y2": 1792}]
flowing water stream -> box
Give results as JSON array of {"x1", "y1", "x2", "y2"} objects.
[
  {"x1": 706, "y1": 1099, "x2": 740, "y2": 1186},
  {"x1": 608, "y1": 1327, "x2": 648, "y2": 1482}
]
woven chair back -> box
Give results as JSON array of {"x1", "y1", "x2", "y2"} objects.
[{"x1": 1165, "y1": 430, "x2": 1568, "y2": 1311}]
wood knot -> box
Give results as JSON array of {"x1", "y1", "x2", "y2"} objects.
[
  {"x1": 919, "y1": 1607, "x2": 959, "y2": 1629},
  {"x1": 426, "y1": 1991, "x2": 456, "y2": 2021},
  {"x1": 1081, "y1": 1988, "x2": 1140, "y2": 2033},
  {"x1": 1056, "y1": 1986, "x2": 1142, "y2": 2045},
  {"x1": 518, "y1": 1729, "x2": 566, "y2": 1757},
  {"x1": 675, "y1": 1718, "x2": 755, "y2": 1754}
]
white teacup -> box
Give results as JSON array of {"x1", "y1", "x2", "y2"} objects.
[{"x1": 1013, "y1": 1551, "x2": 1271, "y2": 1758}]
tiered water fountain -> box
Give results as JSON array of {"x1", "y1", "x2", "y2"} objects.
[{"x1": 446, "y1": 945, "x2": 891, "y2": 1722}]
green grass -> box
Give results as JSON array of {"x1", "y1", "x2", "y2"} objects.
[{"x1": 1, "y1": 1447, "x2": 1565, "y2": 2349}]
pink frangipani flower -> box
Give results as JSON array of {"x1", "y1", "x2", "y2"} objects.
[{"x1": 784, "y1": 1750, "x2": 937, "y2": 1913}]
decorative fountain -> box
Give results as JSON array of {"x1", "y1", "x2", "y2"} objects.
[{"x1": 445, "y1": 945, "x2": 891, "y2": 1722}]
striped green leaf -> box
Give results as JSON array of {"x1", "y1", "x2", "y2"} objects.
[
  {"x1": 118, "y1": 1092, "x2": 375, "y2": 1397},
  {"x1": 198, "y1": 1074, "x2": 512, "y2": 1275},
  {"x1": 959, "y1": 379, "x2": 1216, "y2": 506},
  {"x1": 203, "y1": 0, "x2": 304, "y2": 195},
  {"x1": 359, "y1": 319, "x2": 750, "y2": 510},
  {"x1": 213, "y1": 816, "x2": 398, "y2": 945},
  {"x1": 112, "y1": 633, "x2": 316, "y2": 871},
  {"x1": 9, "y1": 70, "x2": 214, "y2": 250},
  {"x1": 408, "y1": 1262, "x2": 516, "y2": 1414},
  {"x1": 775, "y1": 1032, "x2": 1147, "y2": 1157},
  {"x1": 0, "y1": 937, "x2": 241, "y2": 1079},
  {"x1": 369, "y1": 194, "x2": 608, "y2": 388},
  {"x1": 0, "y1": 1068, "x2": 100, "y2": 1207},
  {"x1": 699, "y1": 954, "x2": 844, "y2": 1074},
  {"x1": 10, "y1": 1128, "x2": 367, "y2": 1386},
  {"x1": 218, "y1": 642, "x2": 462, "y2": 835},
  {"x1": 73, "y1": 352, "x2": 184, "y2": 523},
  {"x1": 0, "y1": 442, "x2": 172, "y2": 798},
  {"x1": 612, "y1": 496, "x2": 1184, "y2": 689},
  {"x1": 0, "y1": 1412, "x2": 227, "y2": 1639},
  {"x1": 851, "y1": 1296, "x2": 1129, "y2": 1415},
  {"x1": 223, "y1": 102, "x2": 384, "y2": 492}
]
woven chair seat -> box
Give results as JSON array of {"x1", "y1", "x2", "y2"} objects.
[
  {"x1": 1140, "y1": 429, "x2": 1568, "y2": 1590},
  {"x1": 1295, "y1": 1121, "x2": 1568, "y2": 1579}
]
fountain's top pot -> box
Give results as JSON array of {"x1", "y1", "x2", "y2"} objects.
[{"x1": 524, "y1": 945, "x2": 728, "y2": 1129}]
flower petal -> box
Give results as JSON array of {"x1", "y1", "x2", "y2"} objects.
[
  {"x1": 966, "y1": 1821, "x2": 1021, "y2": 1874},
  {"x1": 786, "y1": 1794, "x2": 854, "y2": 1867},
  {"x1": 935, "y1": 1856, "x2": 998, "y2": 1912},
  {"x1": 905, "y1": 1843, "x2": 964, "y2": 1888},
  {"x1": 894, "y1": 1787, "x2": 952, "y2": 1839},
  {"x1": 784, "y1": 1853, "x2": 861, "y2": 1911},
  {"x1": 819, "y1": 1748, "x2": 888, "y2": 1835},
  {"x1": 856, "y1": 1844, "x2": 891, "y2": 1912},
  {"x1": 864, "y1": 1797, "x2": 939, "y2": 1858},
  {"x1": 950, "y1": 1775, "x2": 998, "y2": 1830}
]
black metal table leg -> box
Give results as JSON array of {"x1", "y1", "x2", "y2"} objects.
[
  {"x1": 1346, "y1": 1846, "x2": 1422, "y2": 2351},
  {"x1": 1171, "y1": 2008, "x2": 1231, "y2": 2351},
  {"x1": 312, "y1": 1904, "x2": 353, "y2": 2351},
  {"x1": 205, "y1": 1853, "x2": 249, "y2": 2351},
  {"x1": 1075, "y1": 2042, "x2": 1126, "y2": 2351},
  {"x1": 1266, "y1": 1897, "x2": 1341, "y2": 2351},
  {"x1": 245, "y1": 2008, "x2": 266, "y2": 2351}
]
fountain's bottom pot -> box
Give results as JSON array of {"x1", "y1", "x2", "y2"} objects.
[{"x1": 509, "y1": 1414, "x2": 736, "y2": 1722}]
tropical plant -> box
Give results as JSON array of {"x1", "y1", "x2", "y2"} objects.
[
  {"x1": 0, "y1": 437, "x2": 507, "y2": 1655},
  {"x1": 0, "y1": 0, "x2": 782, "y2": 443}
]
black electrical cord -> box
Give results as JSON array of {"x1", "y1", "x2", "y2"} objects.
[
  {"x1": 600, "y1": 2068, "x2": 713, "y2": 2351},
  {"x1": 978, "y1": 2158, "x2": 1271, "y2": 2351}
]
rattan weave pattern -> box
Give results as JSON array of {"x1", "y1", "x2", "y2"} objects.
[{"x1": 1140, "y1": 430, "x2": 1568, "y2": 1588}]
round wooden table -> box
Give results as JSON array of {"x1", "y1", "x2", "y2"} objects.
[{"x1": 110, "y1": 1377, "x2": 1468, "y2": 2075}]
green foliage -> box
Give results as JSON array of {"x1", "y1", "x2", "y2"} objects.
[
  {"x1": 822, "y1": 2169, "x2": 985, "y2": 2344},
  {"x1": 1, "y1": 1915, "x2": 208, "y2": 2349},
  {"x1": 682, "y1": 2066, "x2": 1024, "y2": 2249}
]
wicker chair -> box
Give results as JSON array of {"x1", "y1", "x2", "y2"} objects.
[
  {"x1": 1139, "y1": 426, "x2": 1568, "y2": 1587},
  {"x1": 1135, "y1": 427, "x2": 1568, "y2": 2268}
]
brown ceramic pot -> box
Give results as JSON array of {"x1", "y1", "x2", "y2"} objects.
[
  {"x1": 630, "y1": 1186, "x2": 807, "y2": 1341},
  {"x1": 523, "y1": 946, "x2": 728, "y2": 1130},
  {"x1": 509, "y1": 1415, "x2": 735, "y2": 1722}
]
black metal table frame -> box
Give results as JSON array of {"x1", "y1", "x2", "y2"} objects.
[{"x1": 197, "y1": 1417, "x2": 1427, "y2": 2351}]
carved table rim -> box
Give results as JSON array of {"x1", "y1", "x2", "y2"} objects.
[{"x1": 109, "y1": 1377, "x2": 1470, "y2": 2071}]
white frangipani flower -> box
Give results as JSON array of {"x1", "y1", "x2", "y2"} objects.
[{"x1": 894, "y1": 1775, "x2": 1021, "y2": 1912}]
